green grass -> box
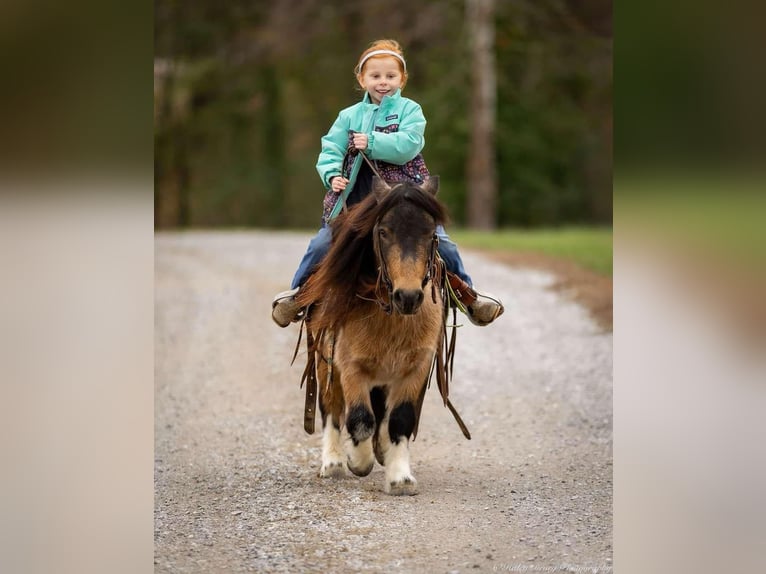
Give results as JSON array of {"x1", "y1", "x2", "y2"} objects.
[{"x1": 449, "y1": 226, "x2": 613, "y2": 276}]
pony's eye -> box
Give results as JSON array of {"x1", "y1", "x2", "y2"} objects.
[{"x1": 378, "y1": 228, "x2": 388, "y2": 240}]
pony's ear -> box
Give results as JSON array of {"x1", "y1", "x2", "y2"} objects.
[
  {"x1": 421, "y1": 175, "x2": 440, "y2": 196},
  {"x1": 372, "y1": 176, "x2": 391, "y2": 202}
]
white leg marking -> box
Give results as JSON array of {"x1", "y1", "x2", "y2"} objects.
[
  {"x1": 319, "y1": 424, "x2": 345, "y2": 478},
  {"x1": 383, "y1": 437, "x2": 417, "y2": 495}
]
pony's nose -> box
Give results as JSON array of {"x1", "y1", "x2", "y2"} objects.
[{"x1": 392, "y1": 288, "x2": 424, "y2": 315}]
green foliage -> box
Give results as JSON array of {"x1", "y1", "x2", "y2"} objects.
[{"x1": 494, "y1": 2, "x2": 612, "y2": 227}]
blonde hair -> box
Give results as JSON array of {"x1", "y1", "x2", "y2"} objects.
[{"x1": 355, "y1": 39, "x2": 408, "y2": 89}]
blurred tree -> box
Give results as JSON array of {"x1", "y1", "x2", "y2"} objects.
[{"x1": 466, "y1": 0, "x2": 498, "y2": 230}]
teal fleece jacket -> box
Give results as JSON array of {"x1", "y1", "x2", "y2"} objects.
[{"x1": 316, "y1": 89, "x2": 428, "y2": 221}]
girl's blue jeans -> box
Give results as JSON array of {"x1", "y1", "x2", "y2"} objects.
[{"x1": 291, "y1": 224, "x2": 472, "y2": 290}]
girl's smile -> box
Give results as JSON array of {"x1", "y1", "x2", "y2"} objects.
[{"x1": 358, "y1": 57, "x2": 403, "y2": 104}]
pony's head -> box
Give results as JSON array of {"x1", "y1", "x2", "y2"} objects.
[{"x1": 371, "y1": 176, "x2": 443, "y2": 315}]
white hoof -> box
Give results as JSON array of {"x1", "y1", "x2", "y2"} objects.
[
  {"x1": 319, "y1": 460, "x2": 345, "y2": 478},
  {"x1": 346, "y1": 435, "x2": 375, "y2": 477},
  {"x1": 320, "y1": 424, "x2": 345, "y2": 478},
  {"x1": 384, "y1": 475, "x2": 418, "y2": 496}
]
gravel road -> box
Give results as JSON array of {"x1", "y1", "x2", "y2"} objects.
[{"x1": 155, "y1": 231, "x2": 613, "y2": 573}]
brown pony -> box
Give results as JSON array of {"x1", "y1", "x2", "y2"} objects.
[{"x1": 296, "y1": 176, "x2": 469, "y2": 495}]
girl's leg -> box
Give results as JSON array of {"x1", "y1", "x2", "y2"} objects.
[
  {"x1": 273, "y1": 225, "x2": 333, "y2": 327},
  {"x1": 290, "y1": 225, "x2": 333, "y2": 289},
  {"x1": 435, "y1": 225, "x2": 504, "y2": 326},
  {"x1": 436, "y1": 225, "x2": 473, "y2": 286}
]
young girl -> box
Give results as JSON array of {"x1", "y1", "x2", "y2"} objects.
[{"x1": 272, "y1": 39, "x2": 503, "y2": 327}]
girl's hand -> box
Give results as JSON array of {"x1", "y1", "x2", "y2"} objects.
[
  {"x1": 352, "y1": 133, "x2": 368, "y2": 151},
  {"x1": 330, "y1": 176, "x2": 349, "y2": 194}
]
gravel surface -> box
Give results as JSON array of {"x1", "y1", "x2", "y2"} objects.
[{"x1": 155, "y1": 231, "x2": 612, "y2": 573}]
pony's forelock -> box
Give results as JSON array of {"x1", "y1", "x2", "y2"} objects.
[{"x1": 374, "y1": 183, "x2": 447, "y2": 227}]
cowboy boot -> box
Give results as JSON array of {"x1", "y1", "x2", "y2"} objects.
[
  {"x1": 447, "y1": 272, "x2": 504, "y2": 326},
  {"x1": 271, "y1": 287, "x2": 304, "y2": 327}
]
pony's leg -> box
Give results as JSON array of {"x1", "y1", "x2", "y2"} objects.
[
  {"x1": 340, "y1": 368, "x2": 376, "y2": 477},
  {"x1": 377, "y1": 404, "x2": 417, "y2": 495},
  {"x1": 319, "y1": 420, "x2": 345, "y2": 478},
  {"x1": 370, "y1": 386, "x2": 388, "y2": 466},
  {"x1": 317, "y1": 349, "x2": 345, "y2": 478},
  {"x1": 379, "y1": 378, "x2": 429, "y2": 495}
]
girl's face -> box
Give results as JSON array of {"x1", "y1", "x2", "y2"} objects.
[{"x1": 358, "y1": 57, "x2": 404, "y2": 104}]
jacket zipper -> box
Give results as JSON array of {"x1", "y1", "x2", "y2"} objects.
[{"x1": 329, "y1": 105, "x2": 379, "y2": 221}]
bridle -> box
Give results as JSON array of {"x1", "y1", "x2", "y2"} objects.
[
  {"x1": 345, "y1": 150, "x2": 443, "y2": 314},
  {"x1": 370, "y1": 217, "x2": 440, "y2": 315}
]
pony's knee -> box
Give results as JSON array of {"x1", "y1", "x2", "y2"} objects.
[
  {"x1": 346, "y1": 404, "x2": 375, "y2": 444},
  {"x1": 388, "y1": 402, "x2": 416, "y2": 444}
]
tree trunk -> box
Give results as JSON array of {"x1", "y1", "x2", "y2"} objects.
[{"x1": 466, "y1": 0, "x2": 497, "y2": 230}]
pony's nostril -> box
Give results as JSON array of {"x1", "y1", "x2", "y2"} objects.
[{"x1": 393, "y1": 289, "x2": 424, "y2": 314}]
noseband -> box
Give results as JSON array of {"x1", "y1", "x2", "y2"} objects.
[{"x1": 371, "y1": 220, "x2": 440, "y2": 315}]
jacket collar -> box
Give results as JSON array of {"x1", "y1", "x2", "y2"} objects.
[{"x1": 362, "y1": 88, "x2": 402, "y2": 111}]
